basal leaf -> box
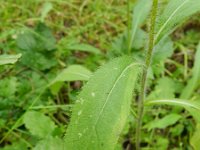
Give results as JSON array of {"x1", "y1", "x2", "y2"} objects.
[
  {"x1": 64, "y1": 56, "x2": 141, "y2": 150},
  {"x1": 23, "y1": 111, "x2": 56, "y2": 138},
  {"x1": 0, "y1": 54, "x2": 21, "y2": 66},
  {"x1": 154, "y1": 0, "x2": 200, "y2": 44},
  {"x1": 181, "y1": 42, "x2": 200, "y2": 99}
]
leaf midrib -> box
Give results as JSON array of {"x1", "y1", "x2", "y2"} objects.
[{"x1": 93, "y1": 63, "x2": 140, "y2": 138}]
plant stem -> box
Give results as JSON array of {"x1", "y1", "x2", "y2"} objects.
[
  {"x1": 135, "y1": 0, "x2": 158, "y2": 150},
  {"x1": 127, "y1": 0, "x2": 131, "y2": 54}
]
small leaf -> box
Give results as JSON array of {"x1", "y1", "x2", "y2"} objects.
[
  {"x1": 64, "y1": 56, "x2": 141, "y2": 150},
  {"x1": 23, "y1": 111, "x2": 56, "y2": 138},
  {"x1": 154, "y1": 0, "x2": 200, "y2": 44},
  {"x1": 181, "y1": 42, "x2": 200, "y2": 99},
  {"x1": 50, "y1": 65, "x2": 92, "y2": 94},
  {"x1": 144, "y1": 114, "x2": 182, "y2": 130},
  {"x1": 67, "y1": 43, "x2": 101, "y2": 54},
  {"x1": 190, "y1": 124, "x2": 200, "y2": 150},
  {"x1": 0, "y1": 54, "x2": 21, "y2": 66},
  {"x1": 41, "y1": 2, "x2": 53, "y2": 21},
  {"x1": 52, "y1": 65, "x2": 92, "y2": 82}
]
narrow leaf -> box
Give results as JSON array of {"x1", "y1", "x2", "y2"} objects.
[
  {"x1": 0, "y1": 54, "x2": 21, "y2": 66},
  {"x1": 145, "y1": 99, "x2": 200, "y2": 111},
  {"x1": 67, "y1": 43, "x2": 101, "y2": 54},
  {"x1": 64, "y1": 56, "x2": 141, "y2": 150},
  {"x1": 154, "y1": 0, "x2": 200, "y2": 44},
  {"x1": 145, "y1": 99, "x2": 200, "y2": 122}
]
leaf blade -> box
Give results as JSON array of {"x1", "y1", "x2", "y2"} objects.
[
  {"x1": 154, "y1": 0, "x2": 200, "y2": 44},
  {"x1": 0, "y1": 54, "x2": 21, "y2": 66},
  {"x1": 64, "y1": 56, "x2": 141, "y2": 150}
]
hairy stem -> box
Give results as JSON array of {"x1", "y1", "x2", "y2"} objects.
[{"x1": 135, "y1": 0, "x2": 158, "y2": 149}]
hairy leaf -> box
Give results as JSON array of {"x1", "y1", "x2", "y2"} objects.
[
  {"x1": 154, "y1": 0, "x2": 200, "y2": 44},
  {"x1": 64, "y1": 56, "x2": 141, "y2": 150},
  {"x1": 0, "y1": 54, "x2": 21, "y2": 66}
]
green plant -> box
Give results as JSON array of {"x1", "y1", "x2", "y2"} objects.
[
  {"x1": 1, "y1": 0, "x2": 200, "y2": 149},
  {"x1": 64, "y1": 0, "x2": 200, "y2": 149}
]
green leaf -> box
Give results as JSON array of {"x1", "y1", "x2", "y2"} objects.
[
  {"x1": 154, "y1": 0, "x2": 200, "y2": 44},
  {"x1": 190, "y1": 124, "x2": 200, "y2": 150},
  {"x1": 64, "y1": 56, "x2": 141, "y2": 150},
  {"x1": 52, "y1": 65, "x2": 92, "y2": 82},
  {"x1": 181, "y1": 42, "x2": 200, "y2": 99},
  {"x1": 23, "y1": 111, "x2": 56, "y2": 138},
  {"x1": 0, "y1": 54, "x2": 21, "y2": 66},
  {"x1": 34, "y1": 136, "x2": 64, "y2": 150},
  {"x1": 41, "y1": 2, "x2": 53, "y2": 21},
  {"x1": 147, "y1": 77, "x2": 176, "y2": 100},
  {"x1": 152, "y1": 37, "x2": 174, "y2": 75},
  {"x1": 49, "y1": 65, "x2": 92, "y2": 94},
  {"x1": 16, "y1": 23, "x2": 57, "y2": 70},
  {"x1": 145, "y1": 99, "x2": 200, "y2": 122},
  {"x1": 0, "y1": 140, "x2": 28, "y2": 150},
  {"x1": 145, "y1": 99, "x2": 200, "y2": 111},
  {"x1": 144, "y1": 114, "x2": 182, "y2": 130},
  {"x1": 17, "y1": 23, "x2": 56, "y2": 52},
  {"x1": 0, "y1": 77, "x2": 18, "y2": 98},
  {"x1": 67, "y1": 43, "x2": 101, "y2": 54},
  {"x1": 128, "y1": 0, "x2": 152, "y2": 50}
]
